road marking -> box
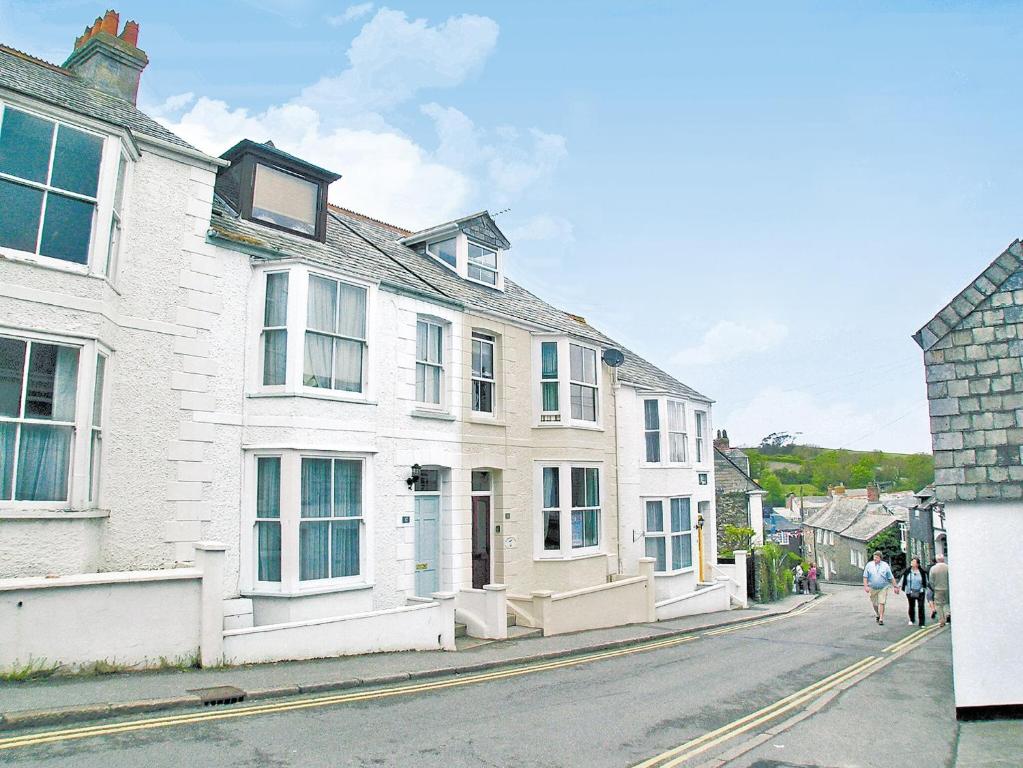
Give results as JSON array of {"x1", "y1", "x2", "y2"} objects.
[
  {"x1": 0, "y1": 598, "x2": 827, "y2": 752},
  {"x1": 883, "y1": 622, "x2": 942, "y2": 654},
  {"x1": 0, "y1": 635, "x2": 696, "y2": 751},
  {"x1": 634, "y1": 623, "x2": 944, "y2": 768},
  {"x1": 703, "y1": 596, "x2": 824, "y2": 637}
]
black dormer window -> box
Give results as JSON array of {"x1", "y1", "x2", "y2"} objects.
[
  {"x1": 215, "y1": 139, "x2": 341, "y2": 242},
  {"x1": 252, "y1": 164, "x2": 318, "y2": 235}
]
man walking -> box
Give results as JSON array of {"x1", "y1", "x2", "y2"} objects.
[
  {"x1": 863, "y1": 550, "x2": 898, "y2": 625},
  {"x1": 929, "y1": 554, "x2": 950, "y2": 627}
]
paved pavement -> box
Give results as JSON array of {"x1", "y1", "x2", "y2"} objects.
[{"x1": 1, "y1": 585, "x2": 1018, "y2": 767}]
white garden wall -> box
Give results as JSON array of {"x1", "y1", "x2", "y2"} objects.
[
  {"x1": 655, "y1": 582, "x2": 729, "y2": 620},
  {"x1": 0, "y1": 570, "x2": 202, "y2": 672},
  {"x1": 223, "y1": 594, "x2": 456, "y2": 664}
]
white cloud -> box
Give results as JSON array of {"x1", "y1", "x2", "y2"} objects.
[
  {"x1": 422, "y1": 103, "x2": 567, "y2": 203},
  {"x1": 672, "y1": 320, "x2": 788, "y2": 367},
  {"x1": 299, "y1": 9, "x2": 499, "y2": 117},
  {"x1": 326, "y1": 2, "x2": 375, "y2": 26},
  {"x1": 151, "y1": 9, "x2": 564, "y2": 230}
]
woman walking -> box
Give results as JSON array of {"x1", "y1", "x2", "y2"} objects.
[
  {"x1": 899, "y1": 557, "x2": 928, "y2": 627},
  {"x1": 807, "y1": 563, "x2": 818, "y2": 594}
]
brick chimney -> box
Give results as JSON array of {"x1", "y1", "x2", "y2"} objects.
[
  {"x1": 63, "y1": 10, "x2": 148, "y2": 104},
  {"x1": 830, "y1": 484, "x2": 846, "y2": 497},
  {"x1": 866, "y1": 483, "x2": 880, "y2": 502},
  {"x1": 713, "y1": 429, "x2": 730, "y2": 452}
]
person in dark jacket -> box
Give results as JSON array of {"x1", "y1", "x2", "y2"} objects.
[{"x1": 899, "y1": 557, "x2": 929, "y2": 627}]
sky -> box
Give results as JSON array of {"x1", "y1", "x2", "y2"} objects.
[{"x1": 4, "y1": 0, "x2": 1023, "y2": 454}]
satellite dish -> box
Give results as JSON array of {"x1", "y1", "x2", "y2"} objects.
[{"x1": 602, "y1": 348, "x2": 625, "y2": 367}]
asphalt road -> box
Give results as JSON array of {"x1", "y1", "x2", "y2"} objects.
[{"x1": 0, "y1": 585, "x2": 951, "y2": 768}]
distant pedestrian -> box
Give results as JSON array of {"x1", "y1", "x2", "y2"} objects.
[
  {"x1": 899, "y1": 557, "x2": 928, "y2": 627},
  {"x1": 863, "y1": 550, "x2": 897, "y2": 625},
  {"x1": 807, "y1": 563, "x2": 818, "y2": 594},
  {"x1": 929, "y1": 554, "x2": 950, "y2": 627},
  {"x1": 793, "y1": 563, "x2": 804, "y2": 594}
]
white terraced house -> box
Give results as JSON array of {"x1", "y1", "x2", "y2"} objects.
[{"x1": 0, "y1": 10, "x2": 734, "y2": 671}]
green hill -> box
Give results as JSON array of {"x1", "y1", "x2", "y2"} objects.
[{"x1": 742, "y1": 443, "x2": 934, "y2": 507}]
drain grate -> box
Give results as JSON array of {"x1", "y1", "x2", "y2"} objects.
[{"x1": 187, "y1": 685, "x2": 247, "y2": 706}]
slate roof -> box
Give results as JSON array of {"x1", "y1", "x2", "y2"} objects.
[
  {"x1": 713, "y1": 447, "x2": 764, "y2": 492},
  {"x1": 913, "y1": 240, "x2": 1023, "y2": 351},
  {"x1": 802, "y1": 496, "x2": 904, "y2": 542},
  {"x1": 0, "y1": 44, "x2": 195, "y2": 150},
  {"x1": 211, "y1": 197, "x2": 709, "y2": 402}
]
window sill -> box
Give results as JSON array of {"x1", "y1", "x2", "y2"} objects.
[
  {"x1": 468, "y1": 413, "x2": 504, "y2": 426},
  {"x1": 247, "y1": 391, "x2": 377, "y2": 406},
  {"x1": 0, "y1": 508, "x2": 109, "y2": 520},
  {"x1": 0, "y1": 247, "x2": 92, "y2": 276},
  {"x1": 532, "y1": 423, "x2": 604, "y2": 432},
  {"x1": 243, "y1": 581, "x2": 375, "y2": 598},
  {"x1": 534, "y1": 551, "x2": 606, "y2": 563},
  {"x1": 411, "y1": 408, "x2": 456, "y2": 422}
]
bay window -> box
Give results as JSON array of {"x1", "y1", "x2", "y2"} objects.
[
  {"x1": 255, "y1": 266, "x2": 372, "y2": 397},
  {"x1": 0, "y1": 102, "x2": 128, "y2": 274},
  {"x1": 416, "y1": 319, "x2": 444, "y2": 405},
  {"x1": 535, "y1": 338, "x2": 602, "y2": 427},
  {"x1": 538, "y1": 463, "x2": 601, "y2": 556},
  {"x1": 644, "y1": 497, "x2": 694, "y2": 573},
  {"x1": 0, "y1": 333, "x2": 105, "y2": 506},
  {"x1": 471, "y1": 331, "x2": 495, "y2": 414},
  {"x1": 305, "y1": 275, "x2": 367, "y2": 393},
  {"x1": 540, "y1": 341, "x2": 559, "y2": 422},
  {"x1": 261, "y1": 272, "x2": 288, "y2": 386},
  {"x1": 667, "y1": 400, "x2": 688, "y2": 463},
  {"x1": 249, "y1": 451, "x2": 367, "y2": 591},
  {"x1": 570, "y1": 344, "x2": 598, "y2": 421},
  {"x1": 644, "y1": 400, "x2": 661, "y2": 463},
  {"x1": 695, "y1": 410, "x2": 706, "y2": 463}
]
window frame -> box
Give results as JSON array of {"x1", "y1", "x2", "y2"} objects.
[
  {"x1": 243, "y1": 449, "x2": 372, "y2": 595},
  {"x1": 533, "y1": 337, "x2": 603, "y2": 429},
  {"x1": 667, "y1": 399, "x2": 689, "y2": 464},
  {"x1": 250, "y1": 264, "x2": 375, "y2": 402},
  {"x1": 260, "y1": 270, "x2": 289, "y2": 390},
  {"x1": 466, "y1": 239, "x2": 499, "y2": 286},
  {"x1": 0, "y1": 329, "x2": 107, "y2": 511},
  {"x1": 694, "y1": 410, "x2": 707, "y2": 464},
  {"x1": 535, "y1": 461, "x2": 603, "y2": 559},
  {"x1": 0, "y1": 99, "x2": 131, "y2": 279},
  {"x1": 415, "y1": 317, "x2": 445, "y2": 408},
  {"x1": 643, "y1": 496, "x2": 696, "y2": 575},
  {"x1": 643, "y1": 399, "x2": 661, "y2": 464},
  {"x1": 471, "y1": 330, "x2": 496, "y2": 416}
]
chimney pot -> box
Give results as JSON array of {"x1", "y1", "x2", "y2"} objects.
[
  {"x1": 100, "y1": 10, "x2": 119, "y2": 36},
  {"x1": 120, "y1": 20, "x2": 140, "y2": 47}
]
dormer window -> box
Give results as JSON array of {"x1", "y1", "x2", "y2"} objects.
[
  {"x1": 401, "y1": 211, "x2": 510, "y2": 290},
  {"x1": 427, "y1": 237, "x2": 457, "y2": 268},
  {"x1": 251, "y1": 164, "x2": 318, "y2": 235},
  {"x1": 214, "y1": 139, "x2": 340, "y2": 243},
  {"x1": 468, "y1": 242, "x2": 498, "y2": 285}
]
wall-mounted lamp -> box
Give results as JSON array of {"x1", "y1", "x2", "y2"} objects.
[
  {"x1": 696, "y1": 513, "x2": 705, "y2": 530},
  {"x1": 406, "y1": 463, "x2": 422, "y2": 490}
]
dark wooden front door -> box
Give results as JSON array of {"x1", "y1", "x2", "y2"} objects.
[{"x1": 471, "y1": 495, "x2": 491, "y2": 589}]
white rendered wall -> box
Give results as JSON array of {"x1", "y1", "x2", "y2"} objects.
[
  {"x1": 944, "y1": 500, "x2": 1023, "y2": 709},
  {"x1": 615, "y1": 384, "x2": 716, "y2": 602},
  {"x1": 0, "y1": 135, "x2": 225, "y2": 578},
  {"x1": 0, "y1": 570, "x2": 201, "y2": 671}
]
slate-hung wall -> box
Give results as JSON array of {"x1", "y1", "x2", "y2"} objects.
[{"x1": 923, "y1": 242, "x2": 1023, "y2": 502}]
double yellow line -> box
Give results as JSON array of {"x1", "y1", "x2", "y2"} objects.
[
  {"x1": 0, "y1": 634, "x2": 697, "y2": 752},
  {"x1": 634, "y1": 623, "x2": 943, "y2": 768},
  {"x1": 703, "y1": 597, "x2": 823, "y2": 637}
]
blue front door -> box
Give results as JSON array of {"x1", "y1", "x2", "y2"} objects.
[{"x1": 414, "y1": 495, "x2": 440, "y2": 597}]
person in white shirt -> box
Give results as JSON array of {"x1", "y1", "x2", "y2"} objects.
[{"x1": 862, "y1": 550, "x2": 898, "y2": 625}]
